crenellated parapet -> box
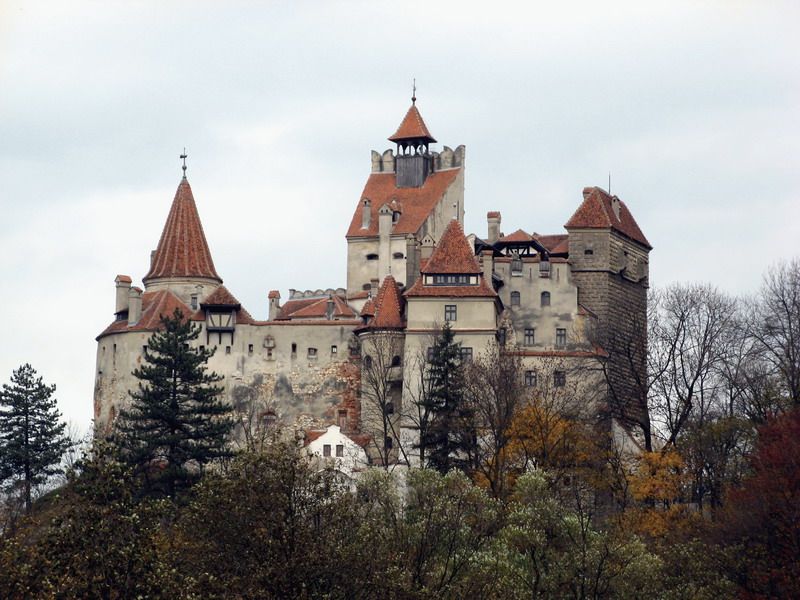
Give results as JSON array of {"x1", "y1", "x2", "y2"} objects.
[{"x1": 370, "y1": 145, "x2": 466, "y2": 173}]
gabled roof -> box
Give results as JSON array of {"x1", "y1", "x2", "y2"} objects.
[
  {"x1": 565, "y1": 187, "x2": 651, "y2": 249},
  {"x1": 143, "y1": 177, "x2": 222, "y2": 284},
  {"x1": 535, "y1": 234, "x2": 569, "y2": 254},
  {"x1": 201, "y1": 285, "x2": 241, "y2": 308},
  {"x1": 421, "y1": 219, "x2": 481, "y2": 274},
  {"x1": 366, "y1": 275, "x2": 405, "y2": 329},
  {"x1": 388, "y1": 103, "x2": 437, "y2": 144},
  {"x1": 498, "y1": 229, "x2": 533, "y2": 244},
  {"x1": 360, "y1": 297, "x2": 376, "y2": 317},
  {"x1": 346, "y1": 169, "x2": 461, "y2": 238}
]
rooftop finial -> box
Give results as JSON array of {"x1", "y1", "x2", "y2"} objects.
[
  {"x1": 180, "y1": 148, "x2": 188, "y2": 178},
  {"x1": 412, "y1": 78, "x2": 416, "y2": 104}
]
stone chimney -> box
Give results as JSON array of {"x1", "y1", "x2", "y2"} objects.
[
  {"x1": 611, "y1": 196, "x2": 621, "y2": 221},
  {"x1": 361, "y1": 199, "x2": 371, "y2": 229},
  {"x1": 128, "y1": 287, "x2": 143, "y2": 325},
  {"x1": 326, "y1": 294, "x2": 335, "y2": 320},
  {"x1": 115, "y1": 275, "x2": 132, "y2": 315},
  {"x1": 420, "y1": 235, "x2": 435, "y2": 260},
  {"x1": 268, "y1": 290, "x2": 281, "y2": 320},
  {"x1": 370, "y1": 278, "x2": 379, "y2": 294},
  {"x1": 487, "y1": 211, "x2": 501, "y2": 243},
  {"x1": 405, "y1": 235, "x2": 420, "y2": 289},
  {"x1": 481, "y1": 249, "x2": 494, "y2": 286}
]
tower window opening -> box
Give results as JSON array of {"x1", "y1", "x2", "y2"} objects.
[
  {"x1": 393, "y1": 252, "x2": 404, "y2": 259},
  {"x1": 541, "y1": 291, "x2": 551, "y2": 307},
  {"x1": 510, "y1": 291, "x2": 521, "y2": 306},
  {"x1": 554, "y1": 371, "x2": 566, "y2": 387},
  {"x1": 366, "y1": 253, "x2": 379, "y2": 261}
]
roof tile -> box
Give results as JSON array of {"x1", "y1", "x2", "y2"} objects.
[
  {"x1": 421, "y1": 219, "x2": 481, "y2": 274},
  {"x1": 565, "y1": 187, "x2": 651, "y2": 249},
  {"x1": 388, "y1": 103, "x2": 437, "y2": 143},
  {"x1": 143, "y1": 177, "x2": 222, "y2": 284}
]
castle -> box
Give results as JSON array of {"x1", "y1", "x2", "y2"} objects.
[{"x1": 94, "y1": 97, "x2": 651, "y2": 467}]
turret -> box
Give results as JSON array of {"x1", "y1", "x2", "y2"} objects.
[{"x1": 388, "y1": 94, "x2": 437, "y2": 188}]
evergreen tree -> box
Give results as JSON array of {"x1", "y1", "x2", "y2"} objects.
[
  {"x1": 116, "y1": 308, "x2": 233, "y2": 497},
  {"x1": 418, "y1": 323, "x2": 475, "y2": 473},
  {"x1": 0, "y1": 364, "x2": 70, "y2": 512}
]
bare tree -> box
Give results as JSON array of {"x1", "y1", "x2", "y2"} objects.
[
  {"x1": 649, "y1": 283, "x2": 738, "y2": 446},
  {"x1": 359, "y1": 333, "x2": 409, "y2": 469},
  {"x1": 462, "y1": 345, "x2": 526, "y2": 499},
  {"x1": 747, "y1": 258, "x2": 800, "y2": 407}
]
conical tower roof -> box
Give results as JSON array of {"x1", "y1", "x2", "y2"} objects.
[
  {"x1": 143, "y1": 177, "x2": 222, "y2": 284},
  {"x1": 388, "y1": 102, "x2": 437, "y2": 144},
  {"x1": 369, "y1": 275, "x2": 405, "y2": 329}
]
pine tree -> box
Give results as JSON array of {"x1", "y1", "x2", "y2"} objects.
[
  {"x1": 116, "y1": 308, "x2": 233, "y2": 497},
  {"x1": 0, "y1": 364, "x2": 70, "y2": 512},
  {"x1": 418, "y1": 323, "x2": 475, "y2": 473}
]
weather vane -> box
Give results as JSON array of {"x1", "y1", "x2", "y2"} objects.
[
  {"x1": 412, "y1": 78, "x2": 416, "y2": 104},
  {"x1": 180, "y1": 148, "x2": 188, "y2": 177}
]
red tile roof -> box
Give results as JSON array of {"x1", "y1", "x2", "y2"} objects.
[
  {"x1": 115, "y1": 274, "x2": 132, "y2": 283},
  {"x1": 192, "y1": 285, "x2": 256, "y2": 325},
  {"x1": 201, "y1": 285, "x2": 241, "y2": 307},
  {"x1": 534, "y1": 234, "x2": 569, "y2": 254},
  {"x1": 421, "y1": 219, "x2": 481, "y2": 274},
  {"x1": 143, "y1": 177, "x2": 222, "y2": 284},
  {"x1": 498, "y1": 229, "x2": 533, "y2": 243},
  {"x1": 565, "y1": 187, "x2": 651, "y2": 249},
  {"x1": 360, "y1": 297, "x2": 376, "y2": 317},
  {"x1": 345, "y1": 169, "x2": 460, "y2": 238},
  {"x1": 97, "y1": 290, "x2": 189, "y2": 339},
  {"x1": 388, "y1": 103, "x2": 437, "y2": 143},
  {"x1": 366, "y1": 275, "x2": 405, "y2": 329}
]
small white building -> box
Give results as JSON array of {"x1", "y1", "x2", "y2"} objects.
[{"x1": 305, "y1": 425, "x2": 369, "y2": 481}]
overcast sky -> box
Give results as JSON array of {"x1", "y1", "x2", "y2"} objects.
[{"x1": 1, "y1": 1, "x2": 798, "y2": 434}]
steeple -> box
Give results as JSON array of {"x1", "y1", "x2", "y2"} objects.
[
  {"x1": 389, "y1": 90, "x2": 437, "y2": 189},
  {"x1": 142, "y1": 176, "x2": 222, "y2": 288}
]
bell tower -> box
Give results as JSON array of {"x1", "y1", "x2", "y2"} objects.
[{"x1": 388, "y1": 90, "x2": 437, "y2": 188}]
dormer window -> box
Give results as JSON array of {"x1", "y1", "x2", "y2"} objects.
[
  {"x1": 392, "y1": 211, "x2": 401, "y2": 224},
  {"x1": 429, "y1": 274, "x2": 477, "y2": 286}
]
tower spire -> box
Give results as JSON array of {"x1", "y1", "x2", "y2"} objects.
[
  {"x1": 412, "y1": 78, "x2": 416, "y2": 105},
  {"x1": 180, "y1": 148, "x2": 188, "y2": 179}
]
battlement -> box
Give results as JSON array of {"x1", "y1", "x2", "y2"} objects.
[
  {"x1": 370, "y1": 145, "x2": 465, "y2": 173},
  {"x1": 288, "y1": 287, "x2": 347, "y2": 300}
]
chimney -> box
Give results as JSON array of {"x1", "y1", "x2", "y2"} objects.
[
  {"x1": 611, "y1": 196, "x2": 621, "y2": 221},
  {"x1": 370, "y1": 278, "x2": 379, "y2": 294},
  {"x1": 378, "y1": 204, "x2": 392, "y2": 238},
  {"x1": 128, "y1": 287, "x2": 143, "y2": 325},
  {"x1": 115, "y1": 275, "x2": 132, "y2": 315},
  {"x1": 481, "y1": 249, "x2": 494, "y2": 286},
  {"x1": 420, "y1": 236, "x2": 435, "y2": 260},
  {"x1": 405, "y1": 235, "x2": 419, "y2": 289},
  {"x1": 326, "y1": 294, "x2": 335, "y2": 320},
  {"x1": 268, "y1": 290, "x2": 281, "y2": 320},
  {"x1": 487, "y1": 211, "x2": 501, "y2": 243},
  {"x1": 361, "y1": 199, "x2": 371, "y2": 229}
]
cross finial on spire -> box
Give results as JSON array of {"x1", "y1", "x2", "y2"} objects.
[
  {"x1": 412, "y1": 78, "x2": 416, "y2": 104},
  {"x1": 180, "y1": 148, "x2": 188, "y2": 178}
]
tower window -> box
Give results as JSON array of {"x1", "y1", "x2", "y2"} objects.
[
  {"x1": 190, "y1": 294, "x2": 198, "y2": 310},
  {"x1": 385, "y1": 402, "x2": 395, "y2": 415},
  {"x1": 539, "y1": 261, "x2": 551, "y2": 278},
  {"x1": 331, "y1": 345, "x2": 338, "y2": 354},
  {"x1": 393, "y1": 252, "x2": 404, "y2": 259},
  {"x1": 511, "y1": 256, "x2": 523, "y2": 274},
  {"x1": 524, "y1": 328, "x2": 535, "y2": 346},
  {"x1": 541, "y1": 291, "x2": 551, "y2": 307},
  {"x1": 291, "y1": 343, "x2": 297, "y2": 358},
  {"x1": 445, "y1": 304, "x2": 457, "y2": 322},
  {"x1": 308, "y1": 347, "x2": 318, "y2": 358},
  {"x1": 510, "y1": 291, "x2": 521, "y2": 306},
  {"x1": 225, "y1": 346, "x2": 231, "y2": 355},
  {"x1": 556, "y1": 328, "x2": 567, "y2": 347},
  {"x1": 248, "y1": 344, "x2": 254, "y2": 355},
  {"x1": 366, "y1": 253, "x2": 379, "y2": 261},
  {"x1": 364, "y1": 355, "x2": 373, "y2": 369},
  {"x1": 391, "y1": 355, "x2": 402, "y2": 367}
]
